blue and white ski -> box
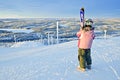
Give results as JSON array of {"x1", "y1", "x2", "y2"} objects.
[{"x1": 80, "y1": 8, "x2": 84, "y2": 28}]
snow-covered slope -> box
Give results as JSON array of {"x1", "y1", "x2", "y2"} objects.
[{"x1": 0, "y1": 37, "x2": 120, "y2": 80}]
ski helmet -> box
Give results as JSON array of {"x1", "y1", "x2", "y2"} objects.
[{"x1": 85, "y1": 18, "x2": 93, "y2": 26}]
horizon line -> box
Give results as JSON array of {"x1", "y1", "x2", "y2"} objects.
[{"x1": 0, "y1": 17, "x2": 120, "y2": 20}]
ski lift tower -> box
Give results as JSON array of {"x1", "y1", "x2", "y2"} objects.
[
  {"x1": 46, "y1": 32, "x2": 50, "y2": 45},
  {"x1": 104, "y1": 25, "x2": 108, "y2": 39},
  {"x1": 56, "y1": 21, "x2": 59, "y2": 44},
  {"x1": 104, "y1": 29, "x2": 107, "y2": 39},
  {"x1": 46, "y1": 31, "x2": 54, "y2": 45}
]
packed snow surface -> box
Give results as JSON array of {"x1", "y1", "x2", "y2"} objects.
[{"x1": 0, "y1": 37, "x2": 120, "y2": 80}]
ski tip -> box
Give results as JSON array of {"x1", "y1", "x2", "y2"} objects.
[{"x1": 80, "y1": 7, "x2": 84, "y2": 11}]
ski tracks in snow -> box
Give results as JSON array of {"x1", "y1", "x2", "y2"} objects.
[
  {"x1": 102, "y1": 55, "x2": 120, "y2": 80},
  {"x1": 93, "y1": 38, "x2": 120, "y2": 80}
]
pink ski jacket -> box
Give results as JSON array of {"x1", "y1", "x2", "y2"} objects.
[{"x1": 76, "y1": 30, "x2": 95, "y2": 49}]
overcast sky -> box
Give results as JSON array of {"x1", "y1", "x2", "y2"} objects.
[{"x1": 0, "y1": 0, "x2": 120, "y2": 18}]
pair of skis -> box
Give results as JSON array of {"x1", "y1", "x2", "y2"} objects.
[{"x1": 77, "y1": 8, "x2": 85, "y2": 72}]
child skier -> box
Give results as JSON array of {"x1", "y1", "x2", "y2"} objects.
[{"x1": 76, "y1": 18, "x2": 95, "y2": 72}]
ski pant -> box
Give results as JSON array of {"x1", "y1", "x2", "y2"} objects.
[{"x1": 78, "y1": 48, "x2": 92, "y2": 68}]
